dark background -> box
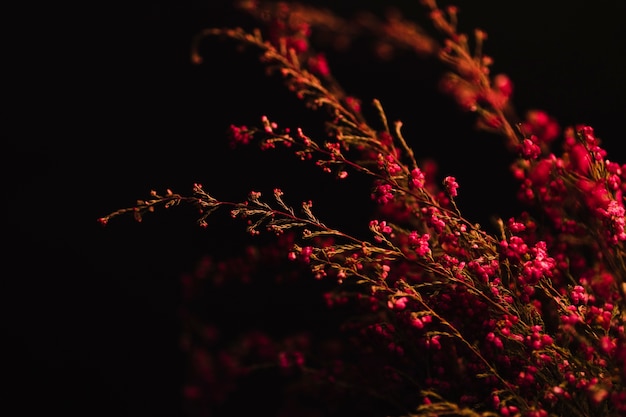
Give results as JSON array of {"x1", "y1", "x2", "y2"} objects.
[{"x1": 7, "y1": 1, "x2": 625, "y2": 416}]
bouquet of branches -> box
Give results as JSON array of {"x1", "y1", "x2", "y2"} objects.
[{"x1": 100, "y1": 1, "x2": 626, "y2": 416}]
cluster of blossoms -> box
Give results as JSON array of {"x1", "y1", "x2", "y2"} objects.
[{"x1": 101, "y1": 1, "x2": 626, "y2": 416}]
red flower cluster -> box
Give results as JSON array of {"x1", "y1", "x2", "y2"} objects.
[{"x1": 101, "y1": 1, "x2": 626, "y2": 416}]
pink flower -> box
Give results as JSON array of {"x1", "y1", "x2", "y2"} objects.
[
  {"x1": 410, "y1": 167, "x2": 425, "y2": 189},
  {"x1": 372, "y1": 183, "x2": 394, "y2": 205},
  {"x1": 388, "y1": 296, "x2": 408, "y2": 310},
  {"x1": 307, "y1": 53, "x2": 330, "y2": 77},
  {"x1": 408, "y1": 232, "x2": 431, "y2": 257},
  {"x1": 518, "y1": 137, "x2": 541, "y2": 160},
  {"x1": 443, "y1": 176, "x2": 459, "y2": 197},
  {"x1": 229, "y1": 124, "x2": 253, "y2": 146}
]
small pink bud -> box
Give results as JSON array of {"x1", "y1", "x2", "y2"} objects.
[{"x1": 493, "y1": 73, "x2": 513, "y2": 97}]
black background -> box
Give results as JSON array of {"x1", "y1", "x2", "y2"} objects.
[{"x1": 7, "y1": 1, "x2": 625, "y2": 416}]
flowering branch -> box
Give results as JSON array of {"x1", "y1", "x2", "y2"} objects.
[{"x1": 101, "y1": 1, "x2": 626, "y2": 416}]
